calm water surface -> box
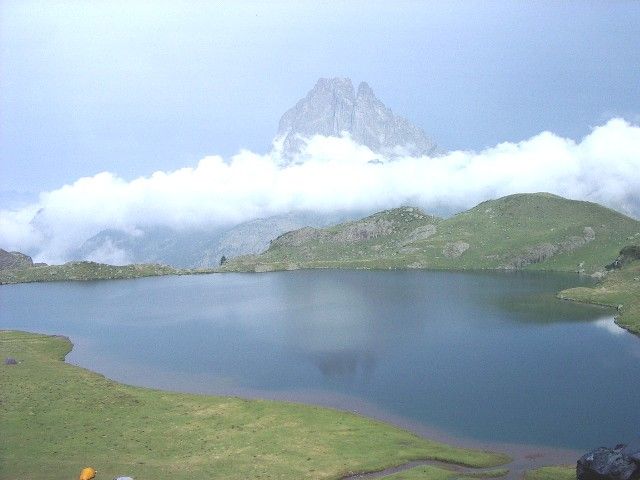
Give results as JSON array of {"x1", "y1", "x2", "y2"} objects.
[{"x1": 1, "y1": 270, "x2": 639, "y2": 450}]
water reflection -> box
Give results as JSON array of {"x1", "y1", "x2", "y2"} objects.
[
  {"x1": 1, "y1": 270, "x2": 639, "y2": 450},
  {"x1": 311, "y1": 351, "x2": 377, "y2": 378},
  {"x1": 273, "y1": 271, "x2": 435, "y2": 379},
  {"x1": 593, "y1": 317, "x2": 627, "y2": 336}
]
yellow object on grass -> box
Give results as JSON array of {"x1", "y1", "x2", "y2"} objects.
[{"x1": 79, "y1": 467, "x2": 97, "y2": 480}]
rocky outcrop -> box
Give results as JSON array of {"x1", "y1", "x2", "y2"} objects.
[
  {"x1": 271, "y1": 217, "x2": 397, "y2": 250},
  {"x1": 443, "y1": 241, "x2": 470, "y2": 258},
  {"x1": 502, "y1": 226, "x2": 596, "y2": 269},
  {"x1": 277, "y1": 77, "x2": 437, "y2": 158},
  {"x1": 606, "y1": 245, "x2": 640, "y2": 270},
  {"x1": 401, "y1": 224, "x2": 437, "y2": 245},
  {"x1": 577, "y1": 442, "x2": 640, "y2": 480},
  {"x1": 0, "y1": 249, "x2": 34, "y2": 270},
  {"x1": 333, "y1": 218, "x2": 394, "y2": 244},
  {"x1": 271, "y1": 227, "x2": 327, "y2": 248}
]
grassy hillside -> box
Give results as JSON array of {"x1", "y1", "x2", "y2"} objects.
[
  {"x1": 559, "y1": 258, "x2": 640, "y2": 335},
  {"x1": 0, "y1": 261, "x2": 181, "y2": 285},
  {"x1": 0, "y1": 331, "x2": 509, "y2": 480},
  {"x1": 223, "y1": 193, "x2": 640, "y2": 275}
]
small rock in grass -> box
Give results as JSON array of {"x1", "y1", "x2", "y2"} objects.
[
  {"x1": 114, "y1": 477, "x2": 134, "y2": 480},
  {"x1": 4, "y1": 357, "x2": 17, "y2": 365}
]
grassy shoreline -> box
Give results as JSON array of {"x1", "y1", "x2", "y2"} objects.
[
  {"x1": 558, "y1": 260, "x2": 640, "y2": 335},
  {"x1": 0, "y1": 261, "x2": 185, "y2": 285},
  {"x1": 0, "y1": 330, "x2": 510, "y2": 479}
]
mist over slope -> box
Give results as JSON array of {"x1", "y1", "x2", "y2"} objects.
[
  {"x1": 72, "y1": 212, "x2": 352, "y2": 268},
  {"x1": 1, "y1": 117, "x2": 639, "y2": 265}
]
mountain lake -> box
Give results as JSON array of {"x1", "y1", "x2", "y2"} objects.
[{"x1": 1, "y1": 270, "x2": 639, "y2": 452}]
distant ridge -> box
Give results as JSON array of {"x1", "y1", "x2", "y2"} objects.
[
  {"x1": 276, "y1": 77, "x2": 437, "y2": 158},
  {"x1": 222, "y1": 193, "x2": 640, "y2": 274},
  {"x1": 72, "y1": 212, "x2": 348, "y2": 268}
]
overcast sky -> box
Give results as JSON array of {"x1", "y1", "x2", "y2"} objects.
[{"x1": 2, "y1": 0, "x2": 639, "y2": 195}]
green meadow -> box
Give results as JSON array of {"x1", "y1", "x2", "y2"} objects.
[{"x1": 0, "y1": 331, "x2": 510, "y2": 480}]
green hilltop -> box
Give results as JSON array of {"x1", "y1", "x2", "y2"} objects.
[{"x1": 222, "y1": 193, "x2": 640, "y2": 275}]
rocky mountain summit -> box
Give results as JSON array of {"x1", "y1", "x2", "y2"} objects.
[{"x1": 276, "y1": 77, "x2": 437, "y2": 158}]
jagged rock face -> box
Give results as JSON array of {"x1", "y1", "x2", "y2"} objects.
[
  {"x1": 0, "y1": 249, "x2": 33, "y2": 270},
  {"x1": 277, "y1": 77, "x2": 436, "y2": 158}
]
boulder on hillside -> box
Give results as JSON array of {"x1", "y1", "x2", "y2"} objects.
[
  {"x1": 606, "y1": 245, "x2": 640, "y2": 270},
  {"x1": 577, "y1": 443, "x2": 640, "y2": 480}
]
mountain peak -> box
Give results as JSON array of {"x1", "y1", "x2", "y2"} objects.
[
  {"x1": 357, "y1": 81, "x2": 374, "y2": 97},
  {"x1": 277, "y1": 77, "x2": 436, "y2": 159},
  {"x1": 316, "y1": 77, "x2": 354, "y2": 91}
]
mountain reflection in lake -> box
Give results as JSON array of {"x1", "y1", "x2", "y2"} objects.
[{"x1": 1, "y1": 270, "x2": 639, "y2": 451}]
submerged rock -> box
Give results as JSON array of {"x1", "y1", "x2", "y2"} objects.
[{"x1": 577, "y1": 444, "x2": 640, "y2": 480}]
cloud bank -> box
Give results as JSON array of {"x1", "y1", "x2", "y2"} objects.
[{"x1": 1, "y1": 118, "x2": 639, "y2": 264}]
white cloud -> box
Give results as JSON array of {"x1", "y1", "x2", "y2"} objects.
[
  {"x1": 83, "y1": 238, "x2": 132, "y2": 266},
  {"x1": 1, "y1": 118, "x2": 639, "y2": 264}
]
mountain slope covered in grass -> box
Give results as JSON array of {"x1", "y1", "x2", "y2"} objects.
[
  {"x1": 223, "y1": 193, "x2": 640, "y2": 274},
  {"x1": 0, "y1": 261, "x2": 181, "y2": 285}
]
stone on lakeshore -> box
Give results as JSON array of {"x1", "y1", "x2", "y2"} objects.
[{"x1": 577, "y1": 444, "x2": 640, "y2": 480}]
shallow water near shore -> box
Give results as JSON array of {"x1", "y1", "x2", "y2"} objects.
[{"x1": 1, "y1": 270, "x2": 639, "y2": 452}]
